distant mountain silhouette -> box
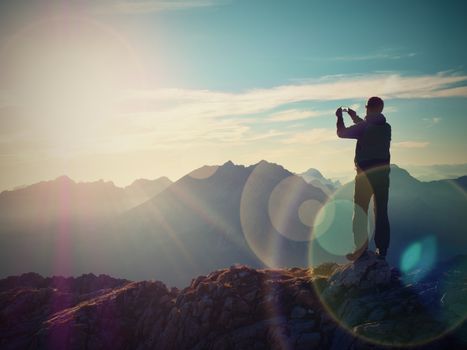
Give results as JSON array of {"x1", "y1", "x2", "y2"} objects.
[
  {"x1": 0, "y1": 161, "x2": 465, "y2": 289},
  {"x1": 0, "y1": 175, "x2": 172, "y2": 229},
  {"x1": 380, "y1": 165, "x2": 467, "y2": 264},
  {"x1": 298, "y1": 167, "x2": 341, "y2": 194},
  {"x1": 433, "y1": 174, "x2": 467, "y2": 191},
  {"x1": 105, "y1": 160, "x2": 328, "y2": 286},
  {"x1": 123, "y1": 176, "x2": 173, "y2": 207},
  {"x1": 403, "y1": 163, "x2": 467, "y2": 181},
  {"x1": 0, "y1": 175, "x2": 172, "y2": 280}
]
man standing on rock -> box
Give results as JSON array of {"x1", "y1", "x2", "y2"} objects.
[{"x1": 335, "y1": 97, "x2": 391, "y2": 261}]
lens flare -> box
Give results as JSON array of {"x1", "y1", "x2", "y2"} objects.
[
  {"x1": 308, "y1": 165, "x2": 467, "y2": 346},
  {"x1": 309, "y1": 179, "x2": 467, "y2": 349},
  {"x1": 400, "y1": 236, "x2": 437, "y2": 283},
  {"x1": 298, "y1": 199, "x2": 324, "y2": 227},
  {"x1": 311, "y1": 199, "x2": 367, "y2": 257},
  {"x1": 268, "y1": 175, "x2": 327, "y2": 242},
  {"x1": 240, "y1": 163, "x2": 327, "y2": 267},
  {"x1": 307, "y1": 174, "x2": 371, "y2": 267},
  {"x1": 401, "y1": 242, "x2": 422, "y2": 271}
]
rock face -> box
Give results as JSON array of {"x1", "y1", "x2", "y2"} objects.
[
  {"x1": 1, "y1": 256, "x2": 467, "y2": 350},
  {"x1": 322, "y1": 252, "x2": 394, "y2": 302}
]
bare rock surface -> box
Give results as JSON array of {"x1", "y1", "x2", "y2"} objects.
[
  {"x1": 322, "y1": 252, "x2": 394, "y2": 302},
  {"x1": 0, "y1": 257, "x2": 466, "y2": 349}
]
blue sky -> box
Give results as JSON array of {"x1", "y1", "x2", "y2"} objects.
[
  {"x1": 118, "y1": 0, "x2": 467, "y2": 89},
  {"x1": 0, "y1": 0, "x2": 466, "y2": 190}
]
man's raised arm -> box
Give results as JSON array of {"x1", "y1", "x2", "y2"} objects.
[
  {"x1": 335, "y1": 108, "x2": 365, "y2": 139},
  {"x1": 348, "y1": 108, "x2": 364, "y2": 124}
]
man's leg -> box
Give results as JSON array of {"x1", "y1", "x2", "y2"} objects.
[
  {"x1": 369, "y1": 166, "x2": 390, "y2": 256},
  {"x1": 352, "y1": 168, "x2": 373, "y2": 253}
]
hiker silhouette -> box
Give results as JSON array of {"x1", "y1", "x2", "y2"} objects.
[{"x1": 335, "y1": 97, "x2": 391, "y2": 261}]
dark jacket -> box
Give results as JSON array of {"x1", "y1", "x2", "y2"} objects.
[{"x1": 336, "y1": 113, "x2": 391, "y2": 170}]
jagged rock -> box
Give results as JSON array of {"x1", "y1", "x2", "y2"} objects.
[
  {"x1": 0, "y1": 257, "x2": 466, "y2": 349},
  {"x1": 322, "y1": 251, "x2": 392, "y2": 303},
  {"x1": 289, "y1": 319, "x2": 317, "y2": 339},
  {"x1": 290, "y1": 305, "x2": 307, "y2": 318},
  {"x1": 330, "y1": 327, "x2": 355, "y2": 350},
  {"x1": 367, "y1": 306, "x2": 386, "y2": 322},
  {"x1": 296, "y1": 332, "x2": 321, "y2": 349}
]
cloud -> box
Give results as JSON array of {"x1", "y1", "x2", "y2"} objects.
[
  {"x1": 393, "y1": 141, "x2": 430, "y2": 149},
  {"x1": 125, "y1": 72, "x2": 467, "y2": 122},
  {"x1": 266, "y1": 109, "x2": 325, "y2": 122},
  {"x1": 383, "y1": 106, "x2": 398, "y2": 113},
  {"x1": 304, "y1": 48, "x2": 418, "y2": 62},
  {"x1": 423, "y1": 117, "x2": 442, "y2": 127},
  {"x1": 330, "y1": 52, "x2": 417, "y2": 61},
  {"x1": 109, "y1": 72, "x2": 466, "y2": 150},
  {"x1": 2, "y1": 71, "x2": 465, "y2": 156},
  {"x1": 281, "y1": 128, "x2": 336, "y2": 145},
  {"x1": 430, "y1": 85, "x2": 467, "y2": 97},
  {"x1": 96, "y1": 0, "x2": 228, "y2": 14}
]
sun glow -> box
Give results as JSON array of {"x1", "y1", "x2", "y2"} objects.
[{"x1": 1, "y1": 16, "x2": 144, "y2": 151}]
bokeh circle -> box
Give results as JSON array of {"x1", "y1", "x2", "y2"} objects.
[{"x1": 311, "y1": 165, "x2": 467, "y2": 347}]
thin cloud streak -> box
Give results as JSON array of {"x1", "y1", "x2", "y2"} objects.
[
  {"x1": 281, "y1": 128, "x2": 336, "y2": 145},
  {"x1": 330, "y1": 52, "x2": 417, "y2": 61},
  {"x1": 266, "y1": 109, "x2": 325, "y2": 122},
  {"x1": 423, "y1": 117, "x2": 442, "y2": 127},
  {"x1": 2, "y1": 72, "x2": 463, "y2": 157},
  {"x1": 97, "y1": 0, "x2": 228, "y2": 14},
  {"x1": 393, "y1": 141, "x2": 430, "y2": 149},
  {"x1": 124, "y1": 72, "x2": 467, "y2": 122},
  {"x1": 78, "y1": 72, "x2": 466, "y2": 153}
]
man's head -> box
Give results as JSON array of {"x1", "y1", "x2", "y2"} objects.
[{"x1": 366, "y1": 96, "x2": 384, "y2": 114}]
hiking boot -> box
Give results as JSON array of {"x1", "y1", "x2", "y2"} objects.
[{"x1": 375, "y1": 248, "x2": 387, "y2": 260}]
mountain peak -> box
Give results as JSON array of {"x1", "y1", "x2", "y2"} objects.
[
  {"x1": 297, "y1": 167, "x2": 340, "y2": 193},
  {"x1": 255, "y1": 159, "x2": 284, "y2": 169},
  {"x1": 253, "y1": 159, "x2": 293, "y2": 177},
  {"x1": 129, "y1": 178, "x2": 153, "y2": 187},
  {"x1": 390, "y1": 164, "x2": 420, "y2": 184},
  {"x1": 54, "y1": 175, "x2": 75, "y2": 183},
  {"x1": 301, "y1": 168, "x2": 325, "y2": 179},
  {"x1": 256, "y1": 159, "x2": 272, "y2": 166}
]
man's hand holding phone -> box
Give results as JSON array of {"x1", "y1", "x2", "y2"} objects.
[
  {"x1": 335, "y1": 107, "x2": 343, "y2": 118},
  {"x1": 347, "y1": 108, "x2": 357, "y2": 118}
]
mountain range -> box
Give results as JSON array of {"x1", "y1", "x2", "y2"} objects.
[
  {"x1": 402, "y1": 163, "x2": 467, "y2": 181},
  {"x1": 0, "y1": 160, "x2": 465, "y2": 288},
  {"x1": 0, "y1": 175, "x2": 172, "y2": 229}
]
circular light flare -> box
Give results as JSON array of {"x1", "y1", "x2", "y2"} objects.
[
  {"x1": 310, "y1": 199, "x2": 368, "y2": 258},
  {"x1": 306, "y1": 173, "x2": 371, "y2": 267},
  {"x1": 267, "y1": 175, "x2": 327, "y2": 242},
  {"x1": 298, "y1": 199, "x2": 324, "y2": 227},
  {"x1": 240, "y1": 163, "x2": 329, "y2": 268},
  {"x1": 309, "y1": 165, "x2": 467, "y2": 347}
]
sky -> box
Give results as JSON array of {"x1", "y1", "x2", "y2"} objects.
[{"x1": 0, "y1": 0, "x2": 466, "y2": 191}]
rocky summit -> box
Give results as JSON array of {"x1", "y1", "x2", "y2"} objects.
[{"x1": 1, "y1": 254, "x2": 467, "y2": 350}]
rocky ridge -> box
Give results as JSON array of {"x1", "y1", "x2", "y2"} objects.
[{"x1": 1, "y1": 253, "x2": 466, "y2": 349}]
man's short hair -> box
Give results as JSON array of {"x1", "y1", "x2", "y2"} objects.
[{"x1": 366, "y1": 96, "x2": 384, "y2": 110}]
